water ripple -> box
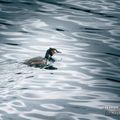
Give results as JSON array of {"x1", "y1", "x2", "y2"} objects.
[{"x1": 0, "y1": 0, "x2": 120, "y2": 120}]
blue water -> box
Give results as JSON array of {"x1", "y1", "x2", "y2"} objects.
[{"x1": 0, "y1": 0, "x2": 120, "y2": 120}]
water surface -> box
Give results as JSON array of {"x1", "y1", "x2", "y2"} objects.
[{"x1": 0, "y1": 0, "x2": 120, "y2": 120}]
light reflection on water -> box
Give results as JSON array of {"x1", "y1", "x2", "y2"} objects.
[{"x1": 0, "y1": 0, "x2": 120, "y2": 120}]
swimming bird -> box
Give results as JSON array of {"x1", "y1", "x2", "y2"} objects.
[{"x1": 24, "y1": 48, "x2": 61, "y2": 69}]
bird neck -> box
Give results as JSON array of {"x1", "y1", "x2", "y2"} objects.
[{"x1": 45, "y1": 53, "x2": 51, "y2": 60}]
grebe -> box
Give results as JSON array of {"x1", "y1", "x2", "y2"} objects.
[{"x1": 24, "y1": 48, "x2": 61, "y2": 69}]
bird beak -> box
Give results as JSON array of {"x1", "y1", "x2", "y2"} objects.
[{"x1": 56, "y1": 50, "x2": 61, "y2": 53}]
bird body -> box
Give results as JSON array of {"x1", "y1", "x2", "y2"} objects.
[{"x1": 24, "y1": 48, "x2": 61, "y2": 69}]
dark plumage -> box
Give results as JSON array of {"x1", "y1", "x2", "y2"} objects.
[{"x1": 24, "y1": 48, "x2": 61, "y2": 69}]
